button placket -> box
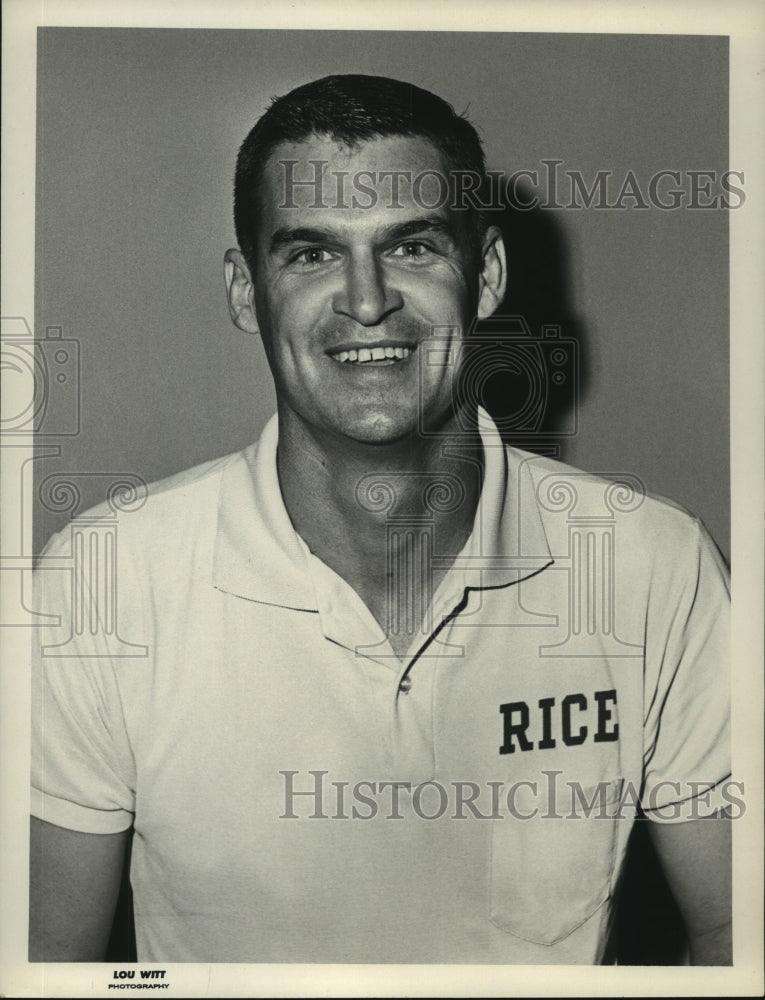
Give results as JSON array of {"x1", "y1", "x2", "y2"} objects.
[{"x1": 387, "y1": 654, "x2": 436, "y2": 783}]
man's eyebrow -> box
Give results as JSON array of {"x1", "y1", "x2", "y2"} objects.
[
  {"x1": 269, "y1": 227, "x2": 338, "y2": 254},
  {"x1": 268, "y1": 217, "x2": 458, "y2": 255},
  {"x1": 382, "y1": 218, "x2": 458, "y2": 244}
]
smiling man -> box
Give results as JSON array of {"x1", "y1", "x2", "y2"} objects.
[
  {"x1": 30, "y1": 75, "x2": 732, "y2": 965},
  {"x1": 224, "y1": 126, "x2": 504, "y2": 650}
]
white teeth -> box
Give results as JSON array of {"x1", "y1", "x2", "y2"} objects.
[{"x1": 331, "y1": 345, "x2": 413, "y2": 363}]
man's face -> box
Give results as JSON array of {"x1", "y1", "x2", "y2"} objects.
[{"x1": 228, "y1": 134, "x2": 504, "y2": 446}]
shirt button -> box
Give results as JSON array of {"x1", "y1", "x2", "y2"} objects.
[{"x1": 399, "y1": 676, "x2": 413, "y2": 694}]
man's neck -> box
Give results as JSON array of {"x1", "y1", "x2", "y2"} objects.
[{"x1": 275, "y1": 407, "x2": 483, "y2": 652}]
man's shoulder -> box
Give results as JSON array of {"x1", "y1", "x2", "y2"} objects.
[
  {"x1": 140, "y1": 449, "x2": 245, "y2": 506},
  {"x1": 508, "y1": 445, "x2": 710, "y2": 548},
  {"x1": 40, "y1": 445, "x2": 255, "y2": 559}
]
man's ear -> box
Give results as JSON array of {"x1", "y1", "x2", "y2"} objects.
[
  {"x1": 224, "y1": 248, "x2": 260, "y2": 334},
  {"x1": 476, "y1": 226, "x2": 507, "y2": 320}
]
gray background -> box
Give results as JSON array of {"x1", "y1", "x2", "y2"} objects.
[{"x1": 34, "y1": 29, "x2": 729, "y2": 560}]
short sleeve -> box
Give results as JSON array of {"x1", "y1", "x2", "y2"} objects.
[
  {"x1": 641, "y1": 517, "x2": 730, "y2": 821},
  {"x1": 31, "y1": 529, "x2": 136, "y2": 834}
]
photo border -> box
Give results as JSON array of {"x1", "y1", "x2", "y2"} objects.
[{"x1": 2, "y1": 1, "x2": 762, "y2": 996}]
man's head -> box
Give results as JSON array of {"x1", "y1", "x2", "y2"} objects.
[
  {"x1": 225, "y1": 75, "x2": 506, "y2": 447},
  {"x1": 233, "y1": 74, "x2": 489, "y2": 274}
]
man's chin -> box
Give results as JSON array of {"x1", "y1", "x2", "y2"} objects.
[
  {"x1": 279, "y1": 401, "x2": 421, "y2": 449},
  {"x1": 335, "y1": 416, "x2": 422, "y2": 448},
  {"x1": 328, "y1": 405, "x2": 463, "y2": 449},
  {"x1": 283, "y1": 398, "x2": 463, "y2": 450}
]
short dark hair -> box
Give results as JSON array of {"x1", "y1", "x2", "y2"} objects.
[{"x1": 233, "y1": 74, "x2": 488, "y2": 270}]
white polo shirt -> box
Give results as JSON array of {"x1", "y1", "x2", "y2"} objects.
[{"x1": 31, "y1": 411, "x2": 730, "y2": 963}]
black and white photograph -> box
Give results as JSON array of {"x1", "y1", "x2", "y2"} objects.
[{"x1": 1, "y1": 1, "x2": 763, "y2": 997}]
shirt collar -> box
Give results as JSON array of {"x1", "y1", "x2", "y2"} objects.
[
  {"x1": 212, "y1": 409, "x2": 553, "y2": 608},
  {"x1": 213, "y1": 414, "x2": 318, "y2": 610},
  {"x1": 458, "y1": 408, "x2": 554, "y2": 591}
]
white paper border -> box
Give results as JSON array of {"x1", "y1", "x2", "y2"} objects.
[{"x1": 2, "y1": 1, "x2": 762, "y2": 996}]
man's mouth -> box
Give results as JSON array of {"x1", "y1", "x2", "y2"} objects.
[{"x1": 328, "y1": 345, "x2": 415, "y2": 366}]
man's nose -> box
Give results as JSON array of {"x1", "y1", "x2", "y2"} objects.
[{"x1": 332, "y1": 254, "x2": 403, "y2": 326}]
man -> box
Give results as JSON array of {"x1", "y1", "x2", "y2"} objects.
[{"x1": 30, "y1": 75, "x2": 732, "y2": 964}]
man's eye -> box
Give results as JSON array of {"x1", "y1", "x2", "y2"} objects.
[
  {"x1": 390, "y1": 241, "x2": 430, "y2": 259},
  {"x1": 292, "y1": 247, "x2": 333, "y2": 266}
]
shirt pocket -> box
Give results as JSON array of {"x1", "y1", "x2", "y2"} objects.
[{"x1": 489, "y1": 777, "x2": 623, "y2": 945}]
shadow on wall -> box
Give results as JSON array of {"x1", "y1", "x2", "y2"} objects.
[
  {"x1": 613, "y1": 820, "x2": 688, "y2": 965},
  {"x1": 472, "y1": 187, "x2": 589, "y2": 463}
]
